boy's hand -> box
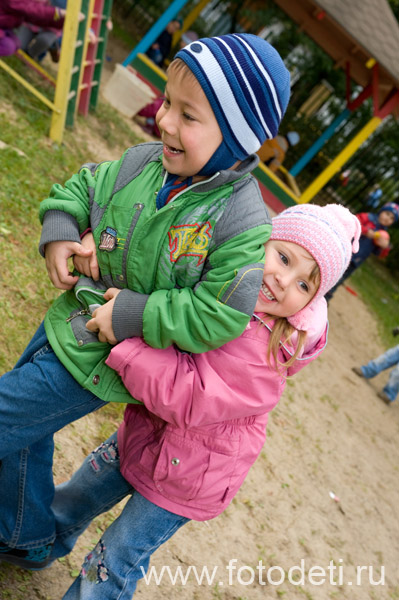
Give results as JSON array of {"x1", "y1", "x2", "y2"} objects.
[
  {"x1": 86, "y1": 288, "x2": 121, "y2": 345},
  {"x1": 73, "y1": 232, "x2": 100, "y2": 280},
  {"x1": 45, "y1": 240, "x2": 93, "y2": 290}
]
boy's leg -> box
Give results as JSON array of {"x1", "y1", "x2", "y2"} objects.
[
  {"x1": 62, "y1": 490, "x2": 189, "y2": 600},
  {"x1": 382, "y1": 361, "x2": 399, "y2": 403},
  {"x1": 361, "y1": 345, "x2": 399, "y2": 379},
  {"x1": 0, "y1": 322, "x2": 106, "y2": 562},
  {"x1": 0, "y1": 321, "x2": 106, "y2": 458}
]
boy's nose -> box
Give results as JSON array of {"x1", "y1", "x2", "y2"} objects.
[{"x1": 158, "y1": 110, "x2": 177, "y2": 135}]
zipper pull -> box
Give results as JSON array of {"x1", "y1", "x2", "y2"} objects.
[{"x1": 66, "y1": 309, "x2": 90, "y2": 323}]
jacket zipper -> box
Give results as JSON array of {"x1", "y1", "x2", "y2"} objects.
[{"x1": 66, "y1": 309, "x2": 91, "y2": 323}]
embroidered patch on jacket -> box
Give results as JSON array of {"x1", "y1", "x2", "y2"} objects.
[
  {"x1": 99, "y1": 226, "x2": 118, "y2": 252},
  {"x1": 168, "y1": 222, "x2": 212, "y2": 266}
]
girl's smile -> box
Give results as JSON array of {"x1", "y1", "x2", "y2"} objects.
[{"x1": 255, "y1": 240, "x2": 319, "y2": 318}]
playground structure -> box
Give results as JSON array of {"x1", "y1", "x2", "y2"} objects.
[
  {"x1": 119, "y1": 0, "x2": 399, "y2": 210},
  {"x1": 0, "y1": 0, "x2": 112, "y2": 144}
]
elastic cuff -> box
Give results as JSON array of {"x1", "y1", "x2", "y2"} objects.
[
  {"x1": 39, "y1": 210, "x2": 81, "y2": 256},
  {"x1": 112, "y1": 289, "x2": 149, "y2": 341}
]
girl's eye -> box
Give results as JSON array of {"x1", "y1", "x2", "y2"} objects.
[
  {"x1": 183, "y1": 112, "x2": 195, "y2": 121},
  {"x1": 163, "y1": 97, "x2": 170, "y2": 108},
  {"x1": 279, "y1": 252, "x2": 288, "y2": 265},
  {"x1": 299, "y1": 281, "x2": 309, "y2": 293}
]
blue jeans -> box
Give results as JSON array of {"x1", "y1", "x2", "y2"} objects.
[
  {"x1": 0, "y1": 322, "x2": 106, "y2": 548},
  {"x1": 51, "y1": 433, "x2": 189, "y2": 599},
  {"x1": 361, "y1": 344, "x2": 399, "y2": 402}
]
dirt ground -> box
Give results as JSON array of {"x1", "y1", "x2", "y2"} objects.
[{"x1": 1, "y1": 38, "x2": 399, "y2": 600}]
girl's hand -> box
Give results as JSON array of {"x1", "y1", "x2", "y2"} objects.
[
  {"x1": 86, "y1": 288, "x2": 121, "y2": 344},
  {"x1": 73, "y1": 232, "x2": 100, "y2": 280}
]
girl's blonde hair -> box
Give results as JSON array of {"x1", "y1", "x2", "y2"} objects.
[{"x1": 265, "y1": 260, "x2": 321, "y2": 371}]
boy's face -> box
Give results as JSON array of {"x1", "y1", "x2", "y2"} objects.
[
  {"x1": 255, "y1": 240, "x2": 318, "y2": 318},
  {"x1": 378, "y1": 210, "x2": 395, "y2": 227},
  {"x1": 156, "y1": 67, "x2": 223, "y2": 178}
]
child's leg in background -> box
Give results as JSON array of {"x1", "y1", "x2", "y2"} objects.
[
  {"x1": 382, "y1": 359, "x2": 399, "y2": 403},
  {"x1": 361, "y1": 345, "x2": 399, "y2": 379},
  {"x1": 50, "y1": 433, "x2": 189, "y2": 600},
  {"x1": 0, "y1": 322, "x2": 106, "y2": 554}
]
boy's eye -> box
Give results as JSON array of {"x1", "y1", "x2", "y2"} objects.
[
  {"x1": 163, "y1": 97, "x2": 170, "y2": 108},
  {"x1": 183, "y1": 112, "x2": 195, "y2": 121},
  {"x1": 279, "y1": 252, "x2": 288, "y2": 265}
]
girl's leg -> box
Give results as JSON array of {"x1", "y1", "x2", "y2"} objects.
[
  {"x1": 62, "y1": 491, "x2": 189, "y2": 600},
  {"x1": 51, "y1": 433, "x2": 133, "y2": 559}
]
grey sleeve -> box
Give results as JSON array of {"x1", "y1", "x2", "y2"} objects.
[
  {"x1": 112, "y1": 288, "x2": 150, "y2": 342},
  {"x1": 39, "y1": 210, "x2": 81, "y2": 257}
]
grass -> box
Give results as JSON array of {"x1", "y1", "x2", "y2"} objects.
[{"x1": 348, "y1": 256, "x2": 399, "y2": 346}]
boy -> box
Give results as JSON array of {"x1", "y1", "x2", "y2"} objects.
[{"x1": 0, "y1": 34, "x2": 290, "y2": 569}]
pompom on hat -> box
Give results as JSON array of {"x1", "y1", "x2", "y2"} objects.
[
  {"x1": 270, "y1": 204, "x2": 361, "y2": 330},
  {"x1": 175, "y1": 33, "x2": 291, "y2": 175}
]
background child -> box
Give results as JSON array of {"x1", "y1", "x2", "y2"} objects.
[
  {"x1": 0, "y1": 34, "x2": 291, "y2": 569},
  {"x1": 44, "y1": 203, "x2": 361, "y2": 599},
  {"x1": 0, "y1": 0, "x2": 66, "y2": 56},
  {"x1": 325, "y1": 202, "x2": 399, "y2": 301}
]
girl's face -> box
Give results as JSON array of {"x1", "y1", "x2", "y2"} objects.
[
  {"x1": 255, "y1": 240, "x2": 319, "y2": 318},
  {"x1": 156, "y1": 65, "x2": 223, "y2": 179}
]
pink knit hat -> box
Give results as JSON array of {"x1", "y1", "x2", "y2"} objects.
[{"x1": 270, "y1": 203, "x2": 361, "y2": 328}]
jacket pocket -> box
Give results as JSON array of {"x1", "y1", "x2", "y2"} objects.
[{"x1": 153, "y1": 430, "x2": 239, "y2": 507}]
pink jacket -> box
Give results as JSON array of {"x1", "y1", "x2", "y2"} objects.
[
  {"x1": 106, "y1": 314, "x2": 328, "y2": 521},
  {"x1": 0, "y1": 0, "x2": 64, "y2": 37}
]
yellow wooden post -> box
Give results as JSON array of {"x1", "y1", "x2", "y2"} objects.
[
  {"x1": 298, "y1": 116, "x2": 382, "y2": 204},
  {"x1": 49, "y1": 0, "x2": 83, "y2": 144},
  {"x1": 172, "y1": 0, "x2": 211, "y2": 47}
]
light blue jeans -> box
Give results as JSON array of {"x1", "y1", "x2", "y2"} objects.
[
  {"x1": 51, "y1": 433, "x2": 189, "y2": 599},
  {"x1": 0, "y1": 322, "x2": 106, "y2": 548},
  {"x1": 360, "y1": 344, "x2": 399, "y2": 402}
]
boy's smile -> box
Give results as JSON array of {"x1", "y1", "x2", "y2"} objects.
[
  {"x1": 156, "y1": 64, "x2": 223, "y2": 179},
  {"x1": 255, "y1": 240, "x2": 318, "y2": 318}
]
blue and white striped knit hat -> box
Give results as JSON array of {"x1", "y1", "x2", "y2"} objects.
[{"x1": 175, "y1": 33, "x2": 291, "y2": 175}]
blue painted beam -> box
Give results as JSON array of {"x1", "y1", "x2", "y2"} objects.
[
  {"x1": 289, "y1": 108, "x2": 351, "y2": 177},
  {"x1": 122, "y1": 0, "x2": 190, "y2": 66}
]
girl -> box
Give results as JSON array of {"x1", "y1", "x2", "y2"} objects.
[{"x1": 50, "y1": 203, "x2": 360, "y2": 599}]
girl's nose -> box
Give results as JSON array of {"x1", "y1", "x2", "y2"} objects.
[{"x1": 275, "y1": 271, "x2": 290, "y2": 290}]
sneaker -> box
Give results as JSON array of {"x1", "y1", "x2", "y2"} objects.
[
  {"x1": 377, "y1": 391, "x2": 392, "y2": 405},
  {"x1": 0, "y1": 542, "x2": 53, "y2": 570},
  {"x1": 351, "y1": 366, "x2": 364, "y2": 378}
]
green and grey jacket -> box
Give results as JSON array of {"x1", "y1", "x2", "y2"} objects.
[{"x1": 39, "y1": 142, "x2": 272, "y2": 403}]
